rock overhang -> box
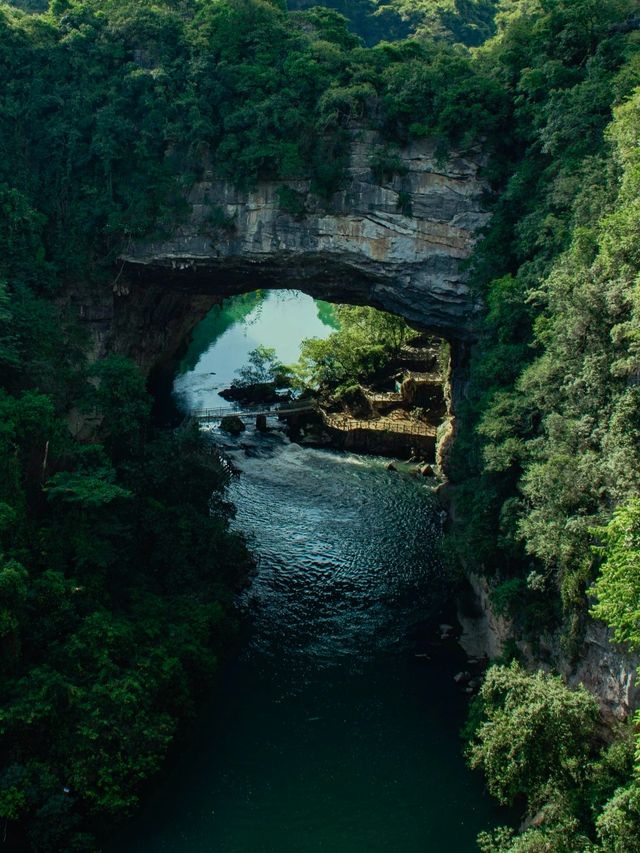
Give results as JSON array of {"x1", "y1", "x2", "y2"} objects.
[{"x1": 120, "y1": 132, "x2": 490, "y2": 342}]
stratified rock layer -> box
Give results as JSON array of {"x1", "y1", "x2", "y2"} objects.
[{"x1": 119, "y1": 132, "x2": 489, "y2": 341}]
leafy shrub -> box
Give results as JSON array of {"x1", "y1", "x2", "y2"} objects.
[
  {"x1": 276, "y1": 185, "x2": 307, "y2": 219},
  {"x1": 490, "y1": 577, "x2": 524, "y2": 618},
  {"x1": 370, "y1": 146, "x2": 407, "y2": 184}
]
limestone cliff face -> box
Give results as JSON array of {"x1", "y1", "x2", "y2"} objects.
[
  {"x1": 558, "y1": 623, "x2": 639, "y2": 726},
  {"x1": 119, "y1": 131, "x2": 489, "y2": 341},
  {"x1": 457, "y1": 573, "x2": 640, "y2": 725}
]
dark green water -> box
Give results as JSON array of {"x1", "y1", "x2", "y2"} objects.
[{"x1": 112, "y1": 291, "x2": 504, "y2": 852}]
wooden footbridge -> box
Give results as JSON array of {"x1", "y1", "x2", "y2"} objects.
[
  {"x1": 322, "y1": 412, "x2": 437, "y2": 438},
  {"x1": 191, "y1": 401, "x2": 316, "y2": 424},
  {"x1": 190, "y1": 400, "x2": 436, "y2": 444}
]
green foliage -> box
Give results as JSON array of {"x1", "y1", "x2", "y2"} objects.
[
  {"x1": 294, "y1": 304, "x2": 411, "y2": 391},
  {"x1": 369, "y1": 145, "x2": 407, "y2": 183},
  {"x1": 468, "y1": 686, "x2": 640, "y2": 846},
  {"x1": 289, "y1": 0, "x2": 499, "y2": 47},
  {"x1": 380, "y1": 43, "x2": 509, "y2": 149},
  {"x1": 0, "y1": 418, "x2": 249, "y2": 845},
  {"x1": 396, "y1": 189, "x2": 413, "y2": 216},
  {"x1": 315, "y1": 299, "x2": 340, "y2": 330},
  {"x1": 595, "y1": 781, "x2": 640, "y2": 853},
  {"x1": 6, "y1": 0, "x2": 47, "y2": 10},
  {"x1": 489, "y1": 577, "x2": 524, "y2": 618},
  {"x1": 468, "y1": 662, "x2": 599, "y2": 806},
  {"x1": 590, "y1": 499, "x2": 640, "y2": 650},
  {"x1": 236, "y1": 345, "x2": 291, "y2": 388},
  {"x1": 445, "y1": 11, "x2": 640, "y2": 845},
  {"x1": 449, "y1": 3, "x2": 640, "y2": 617},
  {"x1": 381, "y1": 0, "x2": 499, "y2": 46},
  {"x1": 589, "y1": 498, "x2": 640, "y2": 778},
  {"x1": 205, "y1": 206, "x2": 236, "y2": 232},
  {"x1": 478, "y1": 817, "x2": 591, "y2": 853},
  {"x1": 87, "y1": 355, "x2": 152, "y2": 461},
  {"x1": 276, "y1": 185, "x2": 307, "y2": 219},
  {"x1": 0, "y1": 280, "x2": 18, "y2": 372},
  {"x1": 288, "y1": 0, "x2": 410, "y2": 46},
  {"x1": 45, "y1": 470, "x2": 132, "y2": 507},
  {"x1": 0, "y1": 341, "x2": 250, "y2": 850}
]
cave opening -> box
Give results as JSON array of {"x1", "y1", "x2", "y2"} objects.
[{"x1": 141, "y1": 285, "x2": 451, "y2": 464}]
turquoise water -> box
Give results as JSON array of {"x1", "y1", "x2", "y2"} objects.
[
  {"x1": 173, "y1": 290, "x2": 336, "y2": 413},
  {"x1": 111, "y1": 292, "x2": 504, "y2": 852}
]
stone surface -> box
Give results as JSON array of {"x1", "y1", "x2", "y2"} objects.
[
  {"x1": 220, "y1": 415, "x2": 246, "y2": 436},
  {"x1": 457, "y1": 573, "x2": 512, "y2": 661},
  {"x1": 545, "y1": 622, "x2": 640, "y2": 725},
  {"x1": 457, "y1": 572, "x2": 640, "y2": 724},
  {"x1": 119, "y1": 131, "x2": 489, "y2": 341}
]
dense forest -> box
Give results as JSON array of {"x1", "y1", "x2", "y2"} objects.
[{"x1": 1, "y1": 0, "x2": 640, "y2": 849}]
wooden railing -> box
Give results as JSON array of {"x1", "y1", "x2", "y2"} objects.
[
  {"x1": 192, "y1": 401, "x2": 316, "y2": 422},
  {"x1": 322, "y1": 413, "x2": 436, "y2": 437}
]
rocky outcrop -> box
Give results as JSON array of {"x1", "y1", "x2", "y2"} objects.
[
  {"x1": 119, "y1": 131, "x2": 489, "y2": 342},
  {"x1": 66, "y1": 130, "x2": 487, "y2": 414},
  {"x1": 531, "y1": 622, "x2": 640, "y2": 726},
  {"x1": 458, "y1": 573, "x2": 512, "y2": 660},
  {"x1": 457, "y1": 573, "x2": 640, "y2": 724}
]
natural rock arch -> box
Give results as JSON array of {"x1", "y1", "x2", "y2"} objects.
[{"x1": 118, "y1": 132, "x2": 489, "y2": 346}]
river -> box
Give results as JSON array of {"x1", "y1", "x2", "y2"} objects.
[{"x1": 112, "y1": 290, "x2": 503, "y2": 852}]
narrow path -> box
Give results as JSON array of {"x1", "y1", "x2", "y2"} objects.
[{"x1": 322, "y1": 411, "x2": 437, "y2": 437}]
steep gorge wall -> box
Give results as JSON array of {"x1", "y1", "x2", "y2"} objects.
[{"x1": 457, "y1": 573, "x2": 640, "y2": 725}]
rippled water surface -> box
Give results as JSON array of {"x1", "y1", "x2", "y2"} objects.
[
  {"x1": 230, "y1": 437, "x2": 444, "y2": 664},
  {"x1": 112, "y1": 292, "x2": 503, "y2": 852}
]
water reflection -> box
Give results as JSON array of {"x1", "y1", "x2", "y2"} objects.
[{"x1": 174, "y1": 290, "x2": 336, "y2": 413}]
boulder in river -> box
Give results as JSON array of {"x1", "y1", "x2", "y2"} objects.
[{"x1": 220, "y1": 415, "x2": 246, "y2": 436}]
